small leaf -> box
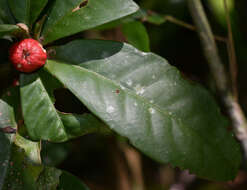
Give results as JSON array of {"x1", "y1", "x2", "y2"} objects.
[
  {"x1": 2, "y1": 138, "x2": 44, "y2": 189},
  {"x1": 20, "y1": 72, "x2": 102, "y2": 142},
  {"x1": 2, "y1": 133, "x2": 89, "y2": 189},
  {"x1": 45, "y1": 40, "x2": 241, "y2": 181},
  {"x1": 145, "y1": 12, "x2": 166, "y2": 25},
  {"x1": 0, "y1": 24, "x2": 20, "y2": 38},
  {"x1": 122, "y1": 21, "x2": 150, "y2": 52},
  {"x1": 2, "y1": 135, "x2": 59, "y2": 189},
  {"x1": 15, "y1": 134, "x2": 41, "y2": 164},
  {"x1": 42, "y1": 0, "x2": 139, "y2": 44},
  {"x1": 20, "y1": 73, "x2": 68, "y2": 142}
]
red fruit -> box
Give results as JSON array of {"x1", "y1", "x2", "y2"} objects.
[{"x1": 9, "y1": 39, "x2": 47, "y2": 73}]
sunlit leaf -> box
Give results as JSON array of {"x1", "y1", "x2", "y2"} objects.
[{"x1": 45, "y1": 40, "x2": 241, "y2": 181}]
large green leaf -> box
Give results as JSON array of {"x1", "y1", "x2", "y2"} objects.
[
  {"x1": 41, "y1": 0, "x2": 139, "y2": 44},
  {"x1": 0, "y1": 90, "x2": 18, "y2": 189},
  {"x1": 8, "y1": 0, "x2": 48, "y2": 26},
  {"x1": 45, "y1": 40, "x2": 241, "y2": 181}
]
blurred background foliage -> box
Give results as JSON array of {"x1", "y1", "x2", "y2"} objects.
[{"x1": 2, "y1": 0, "x2": 247, "y2": 189}]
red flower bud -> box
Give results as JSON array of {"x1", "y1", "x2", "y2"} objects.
[{"x1": 9, "y1": 39, "x2": 47, "y2": 73}]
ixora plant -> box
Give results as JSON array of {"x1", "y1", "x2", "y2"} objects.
[{"x1": 0, "y1": 0, "x2": 243, "y2": 189}]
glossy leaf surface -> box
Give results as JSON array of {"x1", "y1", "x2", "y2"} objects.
[
  {"x1": 42, "y1": 0, "x2": 139, "y2": 44},
  {"x1": 45, "y1": 40, "x2": 241, "y2": 181},
  {"x1": 20, "y1": 73, "x2": 68, "y2": 142}
]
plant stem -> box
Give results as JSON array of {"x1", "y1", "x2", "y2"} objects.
[
  {"x1": 121, "y1": 143, "x2": 145, "y2": 190},
  {"x1": 187, "y1": 0, "x2": 228, "y2": 93},
  {"x1": 144, "y1": 11, "x2": 227, "y2": 43},
  {"x1": 187, "y1": 0, "x2": 247, "y2": 159},
  {"x1": 164, "y1": 15, "x2": 227, "y2": 43},
  {"x1": 224, "y1": 0, "x2": 238, "y2": 100}
]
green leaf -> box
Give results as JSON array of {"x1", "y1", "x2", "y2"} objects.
[
  {"x1": 58, "y1": 171, "x2": 89, "y2": 190},
  {"x1": 0, "y1": 24, "x2": 20, "y2": 38},
  {"x1": 20, "y1": 72, "x2": 102, "y2": 142},
  {"x1": 145, "y1": 12, "x2": 166, "y2": 25},
  {"x1": 15, "y1": 134, "x2": 41, "y2": 164},
  {"x1": 38, "y1": 69, "x2": 63, "y2": 103},
  {"x1": 0, "y1": 0, "x2": 15, "y2": 24},
  {"x1": 122, "y1": 21, "x2": 150, "y2": 52},
  {"x1": 2, "y1": 137, "x2": 44, "y2": 189},
  {"x1": 8, "y1": 0, "x2": 48, "y2": 26},
  {"x1": 29, "y1": 0, "x2": 48, "y2": 26},
  {"x1": 20, "y1": 73, "x2": 68, "y2": 142},
  {"x1": 59, "y1": 112, "x2": 102, "y2": 139},
  {"x1": 45, "y1": 40, "x2": 241, "y2": 181},
  {"x1": 42, "y1": 0, "x2": 139, "y2": 44},
  {"x1": 36, "y1": 167, "x2": 62, "y2": 190},
  {"x1": 2, "y1": 134, "x2": 87, "y2": 189},
  {"x1": 2, "y1": 134, "x2": 59, "y2": 189},
  {"x1": 0, "y1": 88, "x2": 20, "y2": 189},
  {"x1": 0, "y1": 97, "x2": 16, "y2": 189}
]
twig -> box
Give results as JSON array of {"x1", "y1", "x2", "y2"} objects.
[
  {"x1": 120, "y1": 143, "x2": 145, "y2": 190},
  {"x1": 224, "y1": 0, "x2": 238, "y2": 99},
  {"x1": 169, "y1": 171, "x2": 196, "y2": 190},
  {"x1": 112, "y1": 142, "x2": 132, "y2": 190},
  {"x1": 187, "y1": 0, "x2": 247, "y2": 159},
  {"x1": 164, "y1": 15, "x2": 227, "y2": 43}
]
